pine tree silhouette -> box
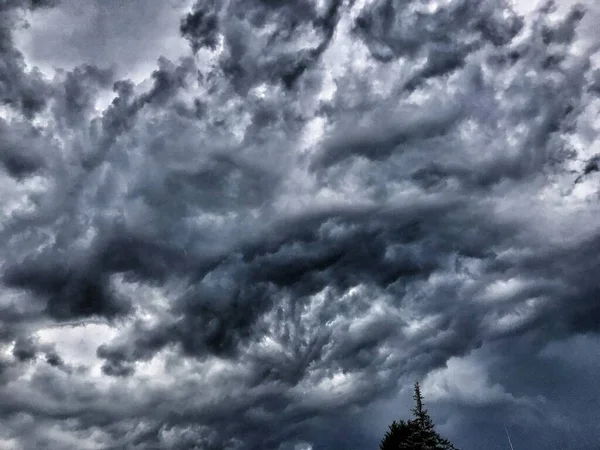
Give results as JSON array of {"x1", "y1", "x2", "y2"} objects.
[
  {"x1": 379, "y1": 383, "x2": 458, "y2": 450},
  {"x1": 380, "y1": 420, "x2": 419, "y2": 450}
]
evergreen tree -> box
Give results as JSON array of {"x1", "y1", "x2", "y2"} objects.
[
  {"x1": 410, "y1": 382, "x2": 456, "y2": 450},
  {"x1": 380, "y1": 420, "x2": 419, "y2": 450},
  {"x1": 379, "y1": 383, "x2": 458, "y2": 450}
]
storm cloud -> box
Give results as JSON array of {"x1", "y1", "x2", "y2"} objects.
[{"x1": 1, "y1": 0, "x2": 600, "y2": 449}]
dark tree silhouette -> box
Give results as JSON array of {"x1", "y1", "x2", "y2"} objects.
[
  {"x1": 380, "y1": 383, "x2": 458, "y2": 450},
  {"x1": 380, "y1": 419, "x2": 420, "y2": 450}
]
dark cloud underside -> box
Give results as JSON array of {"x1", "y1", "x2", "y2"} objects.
[{"x1": 1, "y1": 0, "x2": 600, "y2": 449}]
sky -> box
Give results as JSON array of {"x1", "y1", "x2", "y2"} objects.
[{"x1": 1, "y1": 0, "x2": 600, "y2": 449}]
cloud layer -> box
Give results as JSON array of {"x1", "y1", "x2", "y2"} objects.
[{"x1": 1, "y1": 0, "x2": 600, "y2": 448}]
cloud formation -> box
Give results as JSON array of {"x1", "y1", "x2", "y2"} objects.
[{"x1": 1, "y1": 0, "x2": 600, "y2": 448}]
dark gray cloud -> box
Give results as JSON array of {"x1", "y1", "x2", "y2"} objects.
[
  {"x1": 179, "y1": 0, "x2": 347, "y2": 92},
  {"x1": 0, "y1": 118, "x2": 49, "y2": 177},
  {"x1": 1, "y1": 0, "x2": 600, "y2": 449},
  {"x1": 0, "y1": 0, "x2": 54, "y2": 118}
]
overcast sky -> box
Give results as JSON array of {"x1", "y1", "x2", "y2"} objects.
[{"x1": 1, "y1": 0, "x2": 600, "y2": 449}]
